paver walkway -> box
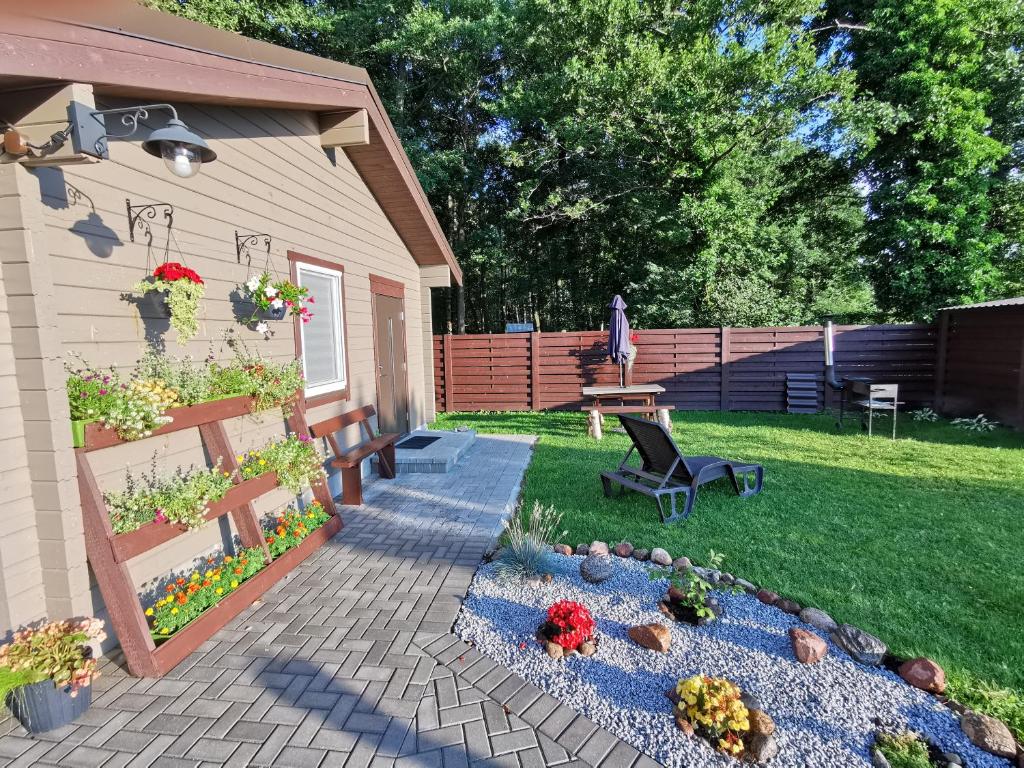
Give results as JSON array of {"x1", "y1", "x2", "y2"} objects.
[{"x1": 0, "y1": 435, "x2": 651, "y2": 768}]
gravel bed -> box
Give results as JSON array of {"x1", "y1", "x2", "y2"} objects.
[{"x1": 454, "y1": 554, "x2": 1010, "y2": 767}]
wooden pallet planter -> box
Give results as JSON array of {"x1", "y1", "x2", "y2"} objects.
[{"x1": 75, "y1": 392, "x2": 341, "y2": 678}]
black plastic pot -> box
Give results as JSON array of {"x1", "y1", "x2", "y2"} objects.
[
  {"x1": 259, "y1": 304, "x2": 288, "y2": 321},
  {"x1": 137, "y1": 287, "x2": 171, "y2": 319},
  {"x1": 6, "y1": 679, "x2": 92, "y2": 733}
]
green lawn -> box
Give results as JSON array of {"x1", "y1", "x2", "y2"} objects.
[{"x1": 432, "y1": 409, "x2": 1024, "y2": 734}]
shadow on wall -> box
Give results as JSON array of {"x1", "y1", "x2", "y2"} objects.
[{"x1": 34, "y1": 167, "x2": 123, "y2": 259}]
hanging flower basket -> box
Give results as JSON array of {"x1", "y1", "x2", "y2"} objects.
[
  {"x1": 243, "y1": 272, "x2": 313, "y2": 325},
  {"x1": 133, "y1": 262, "x2": 205, "y2": 345}
]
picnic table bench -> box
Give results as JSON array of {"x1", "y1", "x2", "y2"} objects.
[{"x1": 581, "y1": 384, "x2": 674, "y2": 439}]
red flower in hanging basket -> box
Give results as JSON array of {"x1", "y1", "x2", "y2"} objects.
[
  {"x1": 545, "y1": 600, "x2": 595, "y2": 651},
  {"x1": 153, "y1": 262, "x2": 204, "y2": 285}
]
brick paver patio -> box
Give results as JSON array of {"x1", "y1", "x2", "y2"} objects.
[{"x1": 0, "y1": 434, "x2": 652, "y2": 768}]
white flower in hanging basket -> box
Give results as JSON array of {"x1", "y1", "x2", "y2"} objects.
[
  {"x1": 246, "y1": 275, "x2": 262, "y2": 292},
  {"x1": 270, "y1": 297, "x2": 284, "y2": 310},
  {"x1": 264, "y1": 285, "x2": 279, "y2": 298}
]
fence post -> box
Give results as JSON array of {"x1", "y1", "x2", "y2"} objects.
[
  {"x1": 720, "y1": 326, "x2": 730, "y2": 411},
  {"x1": 443, "y1": 333, "x2": 454, "y2": 412},
  {"x1": 933, "y1": 311, "x2": 949, "y2": 412},
  {"x1": 530, "y1": 331, "x2": 542, "y2": 411}
]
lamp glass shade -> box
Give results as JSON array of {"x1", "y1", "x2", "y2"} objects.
[{"x1": 141, "y1": 118, "x2": 216, "y2": 177}]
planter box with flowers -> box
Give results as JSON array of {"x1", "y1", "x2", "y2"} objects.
[
  {"x1": 0, "y1": 618, "x2": 106, "y2": 733},
  {"x1": 133, "y1": 262, "x2": 205, "y2": 345}
]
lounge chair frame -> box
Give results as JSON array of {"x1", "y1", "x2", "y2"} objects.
[{"x1": 600, "y1": 415, "x2": 764, "y2": 523}]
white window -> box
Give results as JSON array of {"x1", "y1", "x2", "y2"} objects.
[{"x1": 295, "y1": 261, "x2": 347, "y2": 398}]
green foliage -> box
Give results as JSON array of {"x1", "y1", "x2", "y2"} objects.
[
  {"x1": 951, "y1": 414, "x2": 999, "y2": 432},
  {"x1": 264, "y1": 501, "x2": 331, "y2": 559},
  {"x1": 431, "y1": 410, "x2": 1024, "y2": 709},
  {"x1": 64, "y1": 354, "x2": 175, "y2": 440},
  {"x1": 495, "y1": 501, "x2": 565, "y2": 580},
  {"x1": 875, "y1": 731, "x2": 932, "y2": 768},
  {"x1": 134, "y1": 276, "x2": 205, "y2": 344},
  {"x1": 947, "y1": 674, "x2": 1024, "y2": 743},
  {"x1": 909, "y1": 408, "x2": 939, "y2": 422},
  {"x1": 651, "y1": 550, "x2": 738, "y2": 620},
  {"x1": 0, "y1": 619, "x2": 106, "y2": 697},
  {"x1": 238, "y1": 435, "x2": 325, "y2": 494},
  {"x1": 103, "y1": 454, "x2": 235, "y2": 534}
]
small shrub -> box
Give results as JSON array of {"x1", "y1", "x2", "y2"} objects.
[
  {"x1": 0, "y1": 618, "x2": 106, "y2": 698},
  {"x1": 951, "y1": 414, "x2": 999, "y2": 432},
  {"x1": 676, "y1": 675, "x2": 750, "y2": 756},
  {"x1": 543, "y1": 600, "x2": 595, "y2": 652},
  {"x1": 495, "y1": 501, "x2": 564, "y2": 580},
  {"x1": 875, "y1": 731, "x2": 931, "y2": 768},
  {"x1": 652, "y1": 549, "x2": 735, "y2": 621},
  {"x1": 910, "y1": 408, "x2": 939, "y2": 422}
]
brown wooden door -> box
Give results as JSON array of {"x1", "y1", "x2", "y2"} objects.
[{"x1": 372, "y1": 293, "x2": 409, "y2": 434}]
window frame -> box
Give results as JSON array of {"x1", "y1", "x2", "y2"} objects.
[{"x1": 288, "y1": 251, "x2": 351, "y2": 408}]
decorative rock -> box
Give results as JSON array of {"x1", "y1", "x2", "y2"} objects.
[
  {"x1": 777, "y1": 598, "x2": 802, "y2": 615},
  {"x1": 667, "y1": 586, "x2": 688, "y2": 604},
  {"x1": 748, "y1": 709, "x2": 775, "y2": 737},
  {"x1": 650, "y1": 548, "x2": 672, "y2": 566},
  {"x1": 578, "y1": 641, "x2": 597, "y2": 657},
  {"x1": 735, "y1": 578, "x2": 757, "y2": 593},
  {"x1": 1016, "y1": 752, "x2": 1023, "y2": 768},
  {"x1": 720, "y1": 572, "x2": 735, "y2": 584},
  {"x1": 692, "y1": 565, "x2": 718, "y2": 582},
  {"x1": 789, "y1": 627, "x2": 828, "y2": 664},
  {"x1": 544, "y1": 641, "x2": 563, "y2": 660},
  {"x1": 627, "y1": 623, "x2": 671, "y2": 653},
  {"x1": 831, "y1": 624, "x2": 887, "y2": 666},
  {"x1": 959, "y1": 711, "x2": 1016, "y2": 758},
  {"x1": 589, "y1": 541, "x2": 609, "y2": 556},
  {"x1": 579, "y1": 554, "x2": 616, "y2": 584},
  {"x1": 632, "y1": 548, "x2": 650, "y2": 561},
  {"x1": 613, "y1": 542, "x2": 633, "y2": 558},
  {"x1": 746, "y1": 734, "x2": 779, "y2": 764},
  {"x1": 552, "y1": 543, "x2": 573, "y2": 556},
  {"x1": 740, "y1": 692, "x2": 763, "y2": 713},
  {"x1": 898, "y1": 657, "x2": 946, "y2": 694},
  {"x1": 543, "y1": 573, "x2": 553, "y2": 583},
  {"x1": 672, "y1": 556, "x2": 692, "y2": 572},
  {"x1": 673, "y1": 710, "x2": 694, "y2": 736},
  {"x1": 943, "y1": 753, "x2": 962, "y2": 766},
  {"x1": 575, "y1": 544, "x2": 589, "y2": 556},
  {"x1": 664, "y1": 688, "x2": 681, "y2": 705},
  {"x1": 756, "y1": 589, "x2": 779, "y2": 605},
  {"x1": 799, "y1": 607, "x2": 838, "y2": 633},
  {"x1": 871, "y1": 748, "x2": 892, "y2": 768}
]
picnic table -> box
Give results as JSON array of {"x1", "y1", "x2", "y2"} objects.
[{"x1": 580, "y1": 384, "x2": 674, "y2": 439}]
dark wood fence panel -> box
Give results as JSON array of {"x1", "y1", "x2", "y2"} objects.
[{"x1": 434, "y1": 324, "x2": 937, "y2": 413}]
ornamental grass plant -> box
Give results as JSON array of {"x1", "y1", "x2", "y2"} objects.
[{"x1": 496, "y1": 500, "x2": 565, "y2": 580}]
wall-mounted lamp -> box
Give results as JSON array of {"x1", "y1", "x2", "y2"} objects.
[{"x1": 51, "y1": 101, "x2": 217, "y2": 178}]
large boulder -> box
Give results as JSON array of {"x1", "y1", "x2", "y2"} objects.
[
  {"x1": 580, "y1": 554, "x2": 616, "y2": 583},
  {"x1": 789, "y1": 627, "x2": 827, "y2": 664},
  {"x1": 627, "y1": 623, "x2": 671, "y2": 653},
  {"x1": 650, "y1": 547, "x2": 672, "y2": 566},
  {"x1": 898, "y1": 657, "x2": 946, "y2": 694},
  {"x1": 831, "y1": 624, "x2": 887, "y2": 666},
  {"x1": 959, "y1": 711, "x2": 1016, "y2": 758},
  {"x1": 799, "y1": 607, "x2": 838, "y2": 633}
]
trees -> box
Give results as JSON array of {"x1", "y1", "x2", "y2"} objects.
[{"x1": 151, "y1": 0, "x2": 1022, "y2": 328}]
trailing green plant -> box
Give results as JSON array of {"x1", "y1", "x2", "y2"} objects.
[
  {"x1": 103, "y1": 454, "x2": 235, "y2": 534},
  {"x1": 0, "y1": 618, "x2": 106, "y2": 698},
  {"x1": 651, "y1": 550, "x2": 737, "y2": 621},
  {"x1": 909, "y1": 408, "x2": 939, "y2": 423},
  {"x1": 874, "y1": 731, "x2": 932, "y2": 768},
  {"x1": 133, "y1": 262, "x2": 205, "y2": 345},
  {"x1": 951, "y1": 414, "x2": 999, "y2": 433},
  {"x1": 495, "y1": 501, "x2": 565, "y2": 580},
  {"x1": 238, "y1": 434, "x2": 324, "y2": 494}
]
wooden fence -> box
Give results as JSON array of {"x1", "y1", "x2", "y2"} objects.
[{"x1": 432, "y1": 324, "x2": 938, "y2": 412}]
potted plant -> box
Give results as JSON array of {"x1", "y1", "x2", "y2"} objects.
[
  {"x1": 134, "y1": 262, "x2": 205, "y2": 344},
  {"x1": 243, "y1": 272, "x2": 313, "y2": 324},
  {"x1": 0, "y1": 618, "x2": 106, "y2": 733}
]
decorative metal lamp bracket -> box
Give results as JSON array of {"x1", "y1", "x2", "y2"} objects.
[
  {"x1": 126, "y1": 199, "x2": 174, "y2": 245},
  {"x1": 235, "y1": 231, "x2": 272, "y2": 265},
  {"x1": 68, "y1": 101, "x2": 180, "y2": 159}
]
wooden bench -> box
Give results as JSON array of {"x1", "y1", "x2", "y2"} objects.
[
  {"x1": 579, "y1": 404, "x2": 675, "y2": 439},
  {"x1": 308, "y1": 405, "x2": 399, "y2": 506}
]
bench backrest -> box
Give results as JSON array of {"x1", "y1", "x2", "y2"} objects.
[{"x1": 308, "y1": 405, "x2": 378, "y2": 458}]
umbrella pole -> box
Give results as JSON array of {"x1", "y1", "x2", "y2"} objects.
[{"x1": 619, "y1": 363, "x2": 624, "y2": 387}]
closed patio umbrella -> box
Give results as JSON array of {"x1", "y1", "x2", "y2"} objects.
[{"x1": 608, "y1": 295, "x2": 630, "y2": 386}]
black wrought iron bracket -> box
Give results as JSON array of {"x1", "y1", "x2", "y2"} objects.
[
  {"x1": 126, "y1": 199, "x2": 174, "y2": 245},
  {"x1": 235, "y1": 231, "x2": 272, "y2": 265}
]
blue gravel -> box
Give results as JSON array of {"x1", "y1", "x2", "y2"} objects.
[{"x1": 455, "y1": 554, "x2": 1011, "y2": 767}]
